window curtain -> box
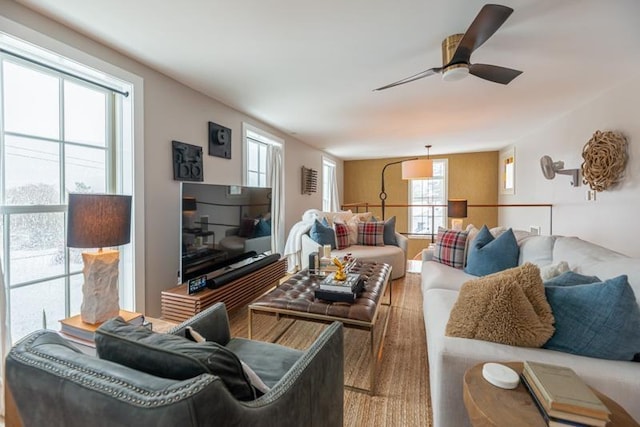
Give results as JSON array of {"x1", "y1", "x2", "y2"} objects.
[
  {"x1": 0, "y1": 262, "x2": 11, "y2": 415},
  {"x1": 266, "y1": 144, "x2": 284, "y2": 255},
  {"x1": 328, "y1": 164, "x2": 340, "y2": 212}
]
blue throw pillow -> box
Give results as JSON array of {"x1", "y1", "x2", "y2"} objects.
[
  {"x1": 383, "y1": 216, "x2": 398, "y2": 246},
  {"x1": 464, "y1": 225, "x2": 519, "y2": 276},
  {"x1": 252, "y1": 218, "x2": 271, "y2": 238},
  {"x1": 310, "y1": 219, "x2": 336, "y2": 249},
  {"x1": 544, "y1": 271, "x2": 600, "y2": 287},
  {"x1": 544, "y1": 275, "x2": 640, "y2": 361}
]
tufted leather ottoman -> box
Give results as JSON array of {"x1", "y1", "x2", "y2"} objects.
[{"x1": 248, "y1": 261, "x2": 393, "y2": 394}]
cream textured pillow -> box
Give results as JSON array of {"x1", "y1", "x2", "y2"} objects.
[
  {"x1": 446, "y1": 263, "x2": 555, "y2": 347},
  {"x1": 540, "y1": 261, "x2": 571, "y2": 281}
]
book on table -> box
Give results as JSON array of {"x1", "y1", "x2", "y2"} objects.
[
  {"x1": 314, "y1": 288, "x2": 359, "y2": 303},
  {"x1": 319, "y1": 272, "x2": 364, "y2": 293},
  {"x1": 59, "y1": 310, "x2": 144, "y2": 342},
  {"x1": 522, "y1": 361, "x2": 610, "y2": 424},
  {"x1": 521, "y1": 373, "x2": 607, "y2": 427}
]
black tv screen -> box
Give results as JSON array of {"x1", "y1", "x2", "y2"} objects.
[{"x1": 180, "y1": 183, "x2": 272, "y2": 282}]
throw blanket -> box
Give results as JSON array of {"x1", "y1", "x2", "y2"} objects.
[
  {"x1": 283, "y1": 209, "x2": 355, "y2": 273},
  {"x1": 283, "y1": 220, "x2": 313, "y2": 272}
]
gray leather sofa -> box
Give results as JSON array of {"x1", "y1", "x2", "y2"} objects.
[{"x1": 6, "y1": 303, "x2": 344, "y2": 427}]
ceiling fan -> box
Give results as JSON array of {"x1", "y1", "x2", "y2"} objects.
[{"x1": 374, "y1": 4, "x2": 522, "y2": 91}]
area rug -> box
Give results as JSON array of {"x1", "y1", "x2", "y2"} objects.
[{"x1": 229, "y1": 271, "x2": 432, "y2": 427}]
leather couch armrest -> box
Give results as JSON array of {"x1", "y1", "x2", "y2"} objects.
[
  {"x1": 168, "y1": 302, "x2": 231, "y2": 345},
  {"x1": 252, "y1": 321, "x2": 344, "y2": 426}
]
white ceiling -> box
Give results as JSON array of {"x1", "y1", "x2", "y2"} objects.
[{"x1": 17, "y1": 0, "x2": 640, "y2": 160}]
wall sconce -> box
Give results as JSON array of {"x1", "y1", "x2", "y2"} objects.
[
  {"x1": 540, "y1": 155, "x2": 580, "y2": 187},
  {"x1": 447, "y1": 199, "x2": 468, "y2": 230}
]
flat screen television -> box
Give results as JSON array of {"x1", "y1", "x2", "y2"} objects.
[{"x1": 180, "y1": 183, "x2": 272, "y2": 283}]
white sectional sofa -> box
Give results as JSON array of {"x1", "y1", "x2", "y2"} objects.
[
  {"x1": 284, "y1": 209, "x2": 408, "y2": 279},
  {"x1": 421, "y1": 232, "x2": 640, "y2": 427}
]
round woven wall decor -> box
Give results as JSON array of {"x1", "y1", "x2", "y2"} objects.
[{"x1": 581, "y1": 130, "x2": 628, "y2": 191}]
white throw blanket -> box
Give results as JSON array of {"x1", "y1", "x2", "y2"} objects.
[
  {"x1": 283, "y1": 220, "x2": 314, "y2": 272},
  {"x1": 283, "y1": 209, "x2": 356, "y2": 272}
]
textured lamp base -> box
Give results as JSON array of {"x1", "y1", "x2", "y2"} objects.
[
  {"x1": 81, "y1": 249, "x2": 120, "y2": 324},
  {"x1": 451, "y1": 219, "x2": 464, "y2": 231}
]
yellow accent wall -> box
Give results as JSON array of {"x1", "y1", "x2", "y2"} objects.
[{"x1": 343, "y1": 151, "x2": 499, "y2": 259}]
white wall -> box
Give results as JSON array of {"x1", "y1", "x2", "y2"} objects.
[
  {"x1": 0, "y1": 0, "x2": 343, "y2": 316},
  {"x1": 499, "y1": 77, "x2": 640, "y2": 257}
]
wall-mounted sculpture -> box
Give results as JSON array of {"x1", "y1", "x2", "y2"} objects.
[
  {"x1": 172, "y1": 140, "x2": 203, "y2": 182},
  {"x1": 581, "y1": 130, "x2": 628, "y2": 191},
  {"x1": 301, "y1": 166, "x2": 318, "y2": 195},
  {"x1": 209, "y1": 121, "x2": 232, "y2": 159}
]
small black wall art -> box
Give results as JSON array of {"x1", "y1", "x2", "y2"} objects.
[
  {"x1": 172, "y1": 140, "x2": 203, "y2": 181},
  {"x1": 208, "y1": 121, "x2": 232, "y2": 159}
]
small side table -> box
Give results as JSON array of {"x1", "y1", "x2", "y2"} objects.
[
  {"x1": 463, "y1": 362, "x2": 639, "y2": 427},
  {"x1": 58, "y1": 315, "x2": 178, "y2": 355}
]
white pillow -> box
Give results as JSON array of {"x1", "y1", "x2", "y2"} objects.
[
  {"x1": 464, "y1": 224, "x2": 480, "y2": 266},
  {"x1": 353, "y1": 212, "x2": 373, "y2": 222},
  {"x1": 539, "y1": 261, "x2": 570, "y2": 281},
  {"x1": 331, "y1": 210, "x2": 353, "y2": 225},
  {"x1": 344, "y1": 215, "x2": 360, "y2": 245}
]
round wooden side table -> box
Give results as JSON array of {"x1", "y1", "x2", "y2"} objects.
[{"x1": 463, "y1": 361, "x2": 639, "y2": 427}]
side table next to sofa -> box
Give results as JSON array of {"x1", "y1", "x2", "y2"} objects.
[{"x1": 463, "y1": 362, "x2": 638, "y2": 427}]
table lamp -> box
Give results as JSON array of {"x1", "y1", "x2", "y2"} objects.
[
  {"x1": 182, "y1": 197, "x2": 197, "y2": 229},
  {"x1": 67, "y1": 193, "x2": 132, "y2": 324},
  {"x1": 448, "y1": 199, "x2": 468, "y2": 231}
]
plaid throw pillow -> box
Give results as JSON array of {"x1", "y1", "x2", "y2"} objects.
[
  {"x1": 433, "y1": 227, "x2": 468, "y2": 269},
  {"x1": 357, "y1": 221, "x2": 385, "y2": 246},
  {"x1": 334, "y1": 222, "x2": 350, "y2": 250}
]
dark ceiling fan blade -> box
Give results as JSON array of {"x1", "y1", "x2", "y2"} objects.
[
  {"x1": 373, "y1": 67, "x2": 442, "y2": 91},
  {"x1": 450, "y1": 4, "x2": 514, "y2": 65},
  {"x1": 469, "y1": 63, "x2": 522, "y2": 84}
]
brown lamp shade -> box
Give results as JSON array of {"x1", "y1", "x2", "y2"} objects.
[
  {"x1": 447, "y1": 199, "x2": 468, "y2": 218},
  {"x1": 182, "y1": 197, "x2": 197, "y2": 211},
  {"x1": 401, "y1": 159, "x2": 433, "y2": 179},
  {"x1": 67, "y1": 193, "x2": 132, "y2": 248}
]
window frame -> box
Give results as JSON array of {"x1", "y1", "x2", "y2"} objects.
[
  {"x1": 0, "y1": 32, "x2": 141, "y2": 342},
  {"x1": 242, "y1": 122, "x2": 283, "y2": 188},
  {"x1": 322, "y1": 157, "x2": 336, "y2": 212},
  {"x1": 407, "y1": 158, "x2": 448, "y2": 236}
]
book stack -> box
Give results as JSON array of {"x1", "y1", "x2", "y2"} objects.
[
  {"x1": 521, "y1": 361, "x2": 611, "y2": 427},
  {"x1": 314, "y1": 272, "x2": 364, "y2": 303},
  {"x1": 59, "y1": 310, "x2": 144, "y2": 345}
]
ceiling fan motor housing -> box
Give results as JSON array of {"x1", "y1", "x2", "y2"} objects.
[{"x1": 441, "y1": 34, "x2": 469, "y2": 81}]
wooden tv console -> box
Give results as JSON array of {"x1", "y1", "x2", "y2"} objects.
[{"x1": 161, "y1": 258, "x2": 287, "y2": 322}]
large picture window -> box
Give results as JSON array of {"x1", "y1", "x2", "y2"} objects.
[
  {"x1": 408, "y1": 159, "x2": 448, "y2": 236},
  {"x1": 1, "y1": 38, "x2": 134, "y2": 343}
]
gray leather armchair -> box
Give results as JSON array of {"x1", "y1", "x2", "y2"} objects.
[{"x1": 6, "y1": 303, "x2": 344, "y2": 427}]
